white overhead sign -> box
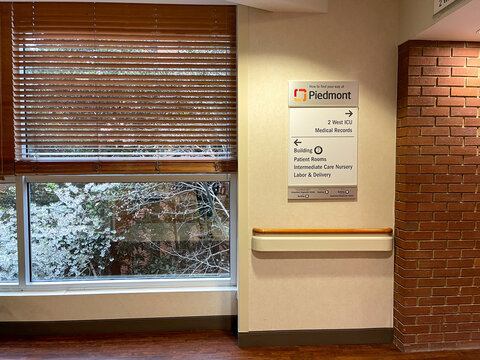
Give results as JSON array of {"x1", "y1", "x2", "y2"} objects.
[
  {"x1": 288, "y1": 81, "x2": 358, "y2": 201},
  {"x1": 433, "y1": 0, "x2": 460, "y2": 14}
]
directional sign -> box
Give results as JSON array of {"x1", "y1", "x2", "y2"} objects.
[{"x1": 288, "y1": 80, "x2": 359, "y2": 201}]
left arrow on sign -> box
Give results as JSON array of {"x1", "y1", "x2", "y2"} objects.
[{"x1": 294, "y1": 139, "x2": 302, "y2": 146}]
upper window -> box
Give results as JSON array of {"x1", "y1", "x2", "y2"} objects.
[{"x1": 10, "y1": 2, "x2": 236, "y2": 175}]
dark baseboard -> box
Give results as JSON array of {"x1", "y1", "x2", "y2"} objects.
[
  {"x1": 0, "y1": 315, "x2": 237, "y2": 338},
  {"x1": 238, "y1": 327, "x2": 394, "y2": 348}
]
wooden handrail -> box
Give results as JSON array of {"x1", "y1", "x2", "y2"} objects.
[{"x1": 252, "y1": 227, "x2": 393, "y2": 235}]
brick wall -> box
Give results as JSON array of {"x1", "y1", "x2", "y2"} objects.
[{"x1": 395, "y1": 41, "x2": 480, "y2": 352}]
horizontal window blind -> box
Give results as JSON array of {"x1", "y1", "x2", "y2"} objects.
[{"x1": 12, "y1": 2, "x2": 237, "y2": 174}]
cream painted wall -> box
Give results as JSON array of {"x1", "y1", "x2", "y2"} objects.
[{"x1": 240, "y1": 0, "x2": 398, "y2": 331}]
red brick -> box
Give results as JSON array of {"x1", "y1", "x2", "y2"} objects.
[
  {"x1": 435, "y1": 156, "x2": 463, "y2": 165},
  {"x1": 397, "y1": 147, "x2": 420, "y2": 155},
  {"x1": 424, "y1": 47, "x2": 451, "y2": 57},
  {"x1": 448, "y1": 202, "x2": 475, "y2": 211},
  {"x1": 433, "y1": 268, "x2": 461, "y2": 277},
  {"x1": 467, "y1": 58, "x2": 480, "y2": 67},
  {"x1": 465, "y1": 138, "x2": 480, "y2": 145},
  {"x1": 464, "y1": 156, "x2": 480, "y2": 164},
  {"x1": 399, "y1": 117, "x2": 435, "y2": 127},
  {"x1": 418, "y1": 259, "x2": 447, "y2": 269},
  {"x1": 410, "y1": 56, "x2": 437, "y2": 65},
  {"x1": 452, "y1": 67, "x2": 478, "y2": 77},
  {"x1": 438, "y1": 77, "x2": 465, "y2": 87},
  {"x1": 438, "y1": 57, "x2": 465, "y2": 66},
  {"x1": 421, "y1": 127, "x2": 449, "y2": 136},
  {"x1": 461, "y1": 250, "x2": 480, "y2": 258},
  {"x1": 421, "y1": 146, "x2": 450, "y2": 155},
  {"x1": 420, "y1": 165, "x2": 449, "y2": 174},
  {"x1": 397, "y1": 155, "x2": 434, "y2": 165},
  {"x1": 437, "y1": 97, "x2": 465, "y2": 107},
  {"x1": 420, "y1": 240, "x2": 448, "y2": 249},
  {"x1": 397, "y1": 248, "x2": 433, "y2": 259},
  {"x1": 416, "y1": 315, "x2": 444, "y2": 324},
  {"x1": 421, "y1": 107, "x2": 450, "y2": 117},
  {"x1": 396, "y1": 267, "x2": 432, "y2": 279},
  {"x1": 449, "y1": 165, "x2": 476, "y2": 174},
  {"x1": 444, "y1": 332, "x2": 471, "y2": 341},
  {"x1": 408, "y1": 66, "x2": 421, "y2": 76},
  {"x1": 395, "y1": 211, "x2": 432, "y2": 221},
  {"x1": 433, "y1": 232, "x2": 461, "y2": 240},
  {"x1": 435, "y1": 117, "x2": 463, "y2": 126},
  {"x1": 448, "y1": 240, "x2": 476, "y2": 249},
  {"x1": 451, "y1": 107, "x2": 477, "y2": 117},
  {"x1": 419, "y1": 297, "x2": 445, "y2": 306},
  {"x1": 432, "y1": 306, "x2": 460, "y2": 315},
  {"x1": 409, "y1": 76, "x2": 437, "y2": 86},
  {"x1": 464, "y1": 118, "x2": 480, "y2": 126},
  {"x1": 419, "y1": 184, "x2": 446, "y2": 193},
  {"x1": 408, "y1": 87, "x2": 421, "y2": 96},
  {"x1": 433, "y1": 193, "x2": 461, "y2": 202},
  {"x1": 450, "y1": 87, "x2": 478, "y2": 97},
  {"x1": 445, "y1": 314, "x2": 472, "y2": 323},
  {"x1": 448, "y1": 278, "x2": 474, "y2": 287},
  {"x1": 449, "y1": 146, "x2": 477, "y2": 155},
  {"x1": 397, "y1": 174, "x2": 433, "y2": 183},
  {"x1": 451, "y1": 127, "x2": 477, "y2": 136},
  {"x1": 464, "y1": 175, "x2": 480, "y2": 183},
  {"x1": 397, "y1": 231, "x2": 431, "y2": 241},
  {"x1": 418, "y1": 278, "x2": 446, "y2": 287},
  {"x1": 422, "y1": 87, "x2": 450, "y2": 96},
  {"x1": 465, "y1": 98, "x2": 480, "y2": 107},
  {"x1": 434, "y1": 250, "x2": 461, "y2": 259},
  {"x1": 408, "y1": 96, "x2": 436, "y2": 106},
  {"x1": 467, "y1": 78, "x2": 480, "y2": 87},
  {"x1": 453, "y1": 48, "x2": 479, "y2": 57},
  {"x1": 433, "y1": 288, "x2": 459, "y2": 297},
  {"x1": 447, "y1": 258, "x2": 474, "y2": 267},
  {"x1": 419, "y1": 222, "x2": 447, "y2": 231},
  {"x1": 396, "y1": 164, "x2": 420, "y2": 174},
  {"x1": 449, "y1": 184, "x2": 476, "y2": 192},
  {"x1": 462, "y1": 194, "x2": 480, "y2": 202},
  {"x1": 436, "y1": 137, "x2": 463, "y2": 146},
  {"x1": 397, "y1": 137, "x2": 434, "y2": 146},
  {"x1": 397, "y1": 127, "x2": 421, "y2": 137},
  {"x1": 418, "y1": 203, "x2": 445, "y2": 212},
  {"x1": 423, "y1": 67, "x2": 450, "y2": 76}
]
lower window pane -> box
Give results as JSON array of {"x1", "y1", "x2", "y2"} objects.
[
  {"x1": 0, "y1": 183, "x2": 18, "y2": 282},
  {"x1": 29, "y1": 181, "x2": 230, "y2": 281}
]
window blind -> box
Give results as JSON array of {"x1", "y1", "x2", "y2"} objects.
[{"x1": 12, "y1": 2, "x2": 237, "y2": 174}]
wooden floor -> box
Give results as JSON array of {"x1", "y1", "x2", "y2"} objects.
[{"x1": 1, "y1": 330, "x2": 480, "y2": 359}]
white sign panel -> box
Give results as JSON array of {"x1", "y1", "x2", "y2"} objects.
[
  {"x1": 433, "y1": 0, "x2": 459, "y2": 14},
  {"x1": 287, "y1": 80, "x2": 359, "y2": 201},
  {"x1": 288, "y1": 81, "x2": 358, "y2": 108},
  {"x1": 288, "y1": 107, "x2": 357, "y2": 188}
]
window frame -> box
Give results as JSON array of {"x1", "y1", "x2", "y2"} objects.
[{"x1": 0, "y1": 174, "x2": 236, "y2": 292}]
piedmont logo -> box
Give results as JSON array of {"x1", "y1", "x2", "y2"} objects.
[{"x1": 293, "y1": 88, "x2": 307, "y2": 102}]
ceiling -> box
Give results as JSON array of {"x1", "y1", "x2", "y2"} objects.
[{"x1": 416, "y1": 0, "x2": 480, "y2": 41}]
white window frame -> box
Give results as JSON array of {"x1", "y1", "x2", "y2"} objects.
[{"x1": 0, "y1": 174, "x2": 237, "y2": 292}]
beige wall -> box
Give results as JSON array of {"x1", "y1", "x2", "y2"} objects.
[
  {"x1": 238, "y1": 0, "x2": 398, "y2": 332},
  {"x1": 0, "y1": 290, "x2": 236, "y2": 321}
]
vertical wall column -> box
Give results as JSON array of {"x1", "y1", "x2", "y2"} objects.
[{"x1": 395, "y1": 40, "x2": 480, "y2": 352}]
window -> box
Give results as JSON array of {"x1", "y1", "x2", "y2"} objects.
[
  {"x1": 0, "y1": 181, "x2": 17, "y2": 283},
  {"x1": 28, "y1": 177, "x2": 233, "y2": 282},
  {"x1": 0, "y1": 3, "x2": 237, "y2": 290}
]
